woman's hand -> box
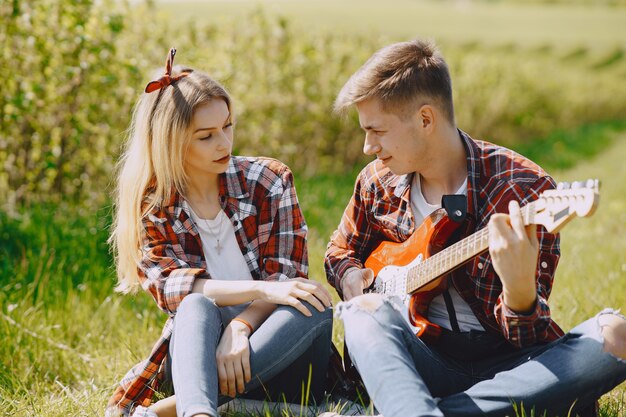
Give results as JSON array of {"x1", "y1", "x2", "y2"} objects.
[
  {"x1": 258, "y1": 278, "x2": 332, "y2": 316},
  {"x1": 216, "y1": 320, "x2": 252, "y2": 398}
]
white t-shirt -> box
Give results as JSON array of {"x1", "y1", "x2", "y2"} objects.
[
  {"x1": 184, "y1": 201, "x2": 253, "y2": 321},
  {"x1": 410, "y1": 174, "x2": 484, "y2": 332},
  {"x1": 184, "y1": 202, "x2": 253, "y2": 282}
]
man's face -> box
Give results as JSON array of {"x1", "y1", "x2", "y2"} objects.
[{"x1": 356, "y1": 97, "x2": 426, "y2": 176}]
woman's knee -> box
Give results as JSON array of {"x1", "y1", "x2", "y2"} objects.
[
  {"x1": 282, "y1": 300, "x2": 332, "y2": 322},
  {"x1": 177, "y1": 293, "x2": 220, "y2": 319},
  {"x1": 301, "y1": 303, "x2": 333, "y2": 334}
]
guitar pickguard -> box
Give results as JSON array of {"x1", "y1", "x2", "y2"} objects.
[{"x1": 373, "y1": 253, "x2": 423, "y2": 302}]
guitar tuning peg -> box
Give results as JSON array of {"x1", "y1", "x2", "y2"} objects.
[
  {"x1": 571, "y1": 181, "x2": 583, "y2": 189},
  {"x1": 557, "y1": 182, "x2": 570, "y2": 190},
  {"x1": 586, "y1": 179, "x2": 600, "y2": 190}
]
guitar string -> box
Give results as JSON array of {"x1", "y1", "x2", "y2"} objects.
[{"x1": 406, "y1": 201, "x2": 537, "y2": 292}]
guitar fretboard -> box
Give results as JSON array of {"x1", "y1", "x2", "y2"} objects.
[{"x1": 405, "y1": 201, "x2": 537, "y2": 293}]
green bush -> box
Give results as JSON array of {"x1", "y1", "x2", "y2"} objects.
[
  {"x1": 2, "y1": 1, "x2": 626, "y2": 213},
  {"x1": 0, "y1": 0, "x2": 142, "y2": 210}
]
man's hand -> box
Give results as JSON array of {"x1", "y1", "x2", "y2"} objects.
[
  {"x1": 488, "y1": 200, "x2": 539, "y2": 313},
  {"x1": 341, "y1": 268, "x2": 375, "y2": 301},
  {"x1": 216, "y1": 320, "x2": 252, "y2": 398}
]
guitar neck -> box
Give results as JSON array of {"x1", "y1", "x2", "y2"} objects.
[{"x1": 405, "y1": 201, "x2": 537, "y2": 294}]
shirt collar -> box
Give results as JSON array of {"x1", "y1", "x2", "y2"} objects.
[
  {"x1": 393, "y1": 173, "x2": 414, "y2": 201},
  {"x1": 218, "y1": 157, "x2": 250, "y2": 200},
  {"x1": 458, "y1": 129, "x2": 481, "y2": 217},
  {"x1": 158, "y1": 157, "x2": 250, "y2": 218}
]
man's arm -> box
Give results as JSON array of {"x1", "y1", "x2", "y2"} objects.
[
  {"x1": 324, "y1": 171, "x2": 379, "y2": 300},
  {"x1": 485, "y1": 177, "x2": 562, "y2": 347}
]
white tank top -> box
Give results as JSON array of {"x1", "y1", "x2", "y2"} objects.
[{"x1": 410, "y1": 174, "x2": 484, "y2": 332}]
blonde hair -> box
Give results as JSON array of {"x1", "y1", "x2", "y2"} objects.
[
  {"x1": 109, "y1": 66, "x2": 231, "y2": 293},
  {"x1": 335, "y1": 39, "x2": 455, "y2": 124}
]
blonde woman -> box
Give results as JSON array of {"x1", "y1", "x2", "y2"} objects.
[{"x1": 105, "y1": 49, "x2": 333, "y2": 417}]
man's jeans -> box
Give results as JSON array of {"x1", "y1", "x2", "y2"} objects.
[
  {"x1": 338, "y1": 295, "x2": 626, "y2": 417},
  {"x1": 168, "y1": 293, "x2": 333, "y2": 417}
]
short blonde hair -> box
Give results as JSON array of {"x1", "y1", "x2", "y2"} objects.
[
  {"x1": 109, "y1": 66, "x2": 230, "y2": 293},
  {"x1": 335, "y1": 39, "x2": 455, "y2": 124}
]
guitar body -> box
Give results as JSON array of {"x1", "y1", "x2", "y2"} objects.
[{"x1": 365, "y1": 208, "x2": 470, "y2": 344}]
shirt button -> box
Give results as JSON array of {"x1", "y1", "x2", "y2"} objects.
[
  {"x1": 541, "y1": 261, "x2": 548, "y2": 269},
  {"x1": 477, "y1": 262, "x2": 484, "y2": 269},
  {"x1": 233, "y1": 220, "x2": 239, "y2": 226}
]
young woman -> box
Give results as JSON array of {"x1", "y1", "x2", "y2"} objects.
[{"x1": 105, "y1": 49, "x2": 333, "y2": 417}]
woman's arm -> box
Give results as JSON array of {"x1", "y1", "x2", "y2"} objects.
[{"x1": 192, "y1": 277, "x2": 330, "y2": 316}]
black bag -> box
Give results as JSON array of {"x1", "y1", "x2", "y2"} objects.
[{"x1": 325, "y1": 343, "x2": 369, "y2": 403}]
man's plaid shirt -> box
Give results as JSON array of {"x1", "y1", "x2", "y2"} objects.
[
  {"x1": 325, "y1": 130, "x2": 564, "y2": 348},
  {"x1": 106, "y1": 157, "x2": 308, "y2": 416}
]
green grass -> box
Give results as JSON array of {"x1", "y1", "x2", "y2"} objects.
[{"x1": 1, "y1": 125, "x2": 625, "y2": 416}]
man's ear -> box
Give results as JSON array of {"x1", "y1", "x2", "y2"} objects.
[{"x1": 417, "y1": 104, "x2": 435, "y2": 132}]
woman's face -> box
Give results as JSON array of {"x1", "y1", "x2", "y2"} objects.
[{"x1": 185, "y1": 99, "x2": 234, "y2": 178}]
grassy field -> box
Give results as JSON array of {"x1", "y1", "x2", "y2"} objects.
[
  {"x1": 2, "y1": 1, "x2": 625, "y2": 415},
  {"x1": 1, "y1": 124, "x2": 624, "y2": 416},
  {"x1": 155, "y1": 0, "x2": 626, "y2": 52}
]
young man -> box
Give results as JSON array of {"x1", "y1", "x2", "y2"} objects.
[{"x1": 323, "y1": 40, "x2": 626, "y2": 417}]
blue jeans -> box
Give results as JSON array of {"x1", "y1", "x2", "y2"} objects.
[
  {"x1": 168, "y1": 293, "x2": 333, "y2": 417},
  {"x1": 338, "y1": 295, "x2": 626, "y2": 417}
]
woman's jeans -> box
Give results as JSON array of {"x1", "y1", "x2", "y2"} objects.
[
  {"x1": 337, "y1": 295, "x2": 626, "y2": 417},
  {"x1": 168, "y1": 293, "x2": 333, "y2": 417}
]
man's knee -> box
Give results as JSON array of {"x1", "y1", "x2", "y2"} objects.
[
  {"x1": 599, "y1": 313, "x2": 626, "y2": 360},
  {"x1": 349, "y1": 293, "x2": 385, "y2": 313}
]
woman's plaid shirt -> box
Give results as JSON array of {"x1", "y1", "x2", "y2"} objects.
[
  {"x1": 106, "y1": 156, "x2": 308, "y2": 416},
  {"x1": 325, "y1": 130, "x2": 564, "y2": 348}
]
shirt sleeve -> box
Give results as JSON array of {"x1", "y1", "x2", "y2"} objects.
[
  {"x1": 260, "y1": 166, "x2": 309, "y2": 281},
  {"x1": 138, "y1": 207, "x2": 210, "y2": 315},
  {"x1": 488, "y1": 176, "x2": 561, "y2": 347},
  {"x1": 324, "y1": 171, "x2": 379, "y2": 299}
]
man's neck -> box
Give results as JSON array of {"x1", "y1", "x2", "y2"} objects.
[{"x1": 418, "y1": 127, "x2": 467, "y2": 205}]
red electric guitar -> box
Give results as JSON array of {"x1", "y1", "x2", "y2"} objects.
[{"x1": 364, "y1": 180, "x2": 600, "y2": 344}]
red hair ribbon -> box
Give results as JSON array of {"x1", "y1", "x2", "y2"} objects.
[{"x1": 144, "y1": 48, "x2": 189, "y2": 93}]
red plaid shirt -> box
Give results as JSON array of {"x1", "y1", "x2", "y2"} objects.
[
  {"x1": 325, "y1": 130, "x2": 564, "y2": 348},
  {"x1": 106, "y1": 157, "x2": 308, "y2": 416}
]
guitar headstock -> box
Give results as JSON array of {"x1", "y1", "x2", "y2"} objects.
[{"x1": 528, "y1": 179, "x2": 600, "y2": 233}]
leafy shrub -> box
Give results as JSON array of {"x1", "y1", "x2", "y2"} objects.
[
  {"x1": 0, "y1": 0, "x2": 142, "y2": 210},
  {"x1": 2, "y1": 1, "x2": 625, "y2": 213}
]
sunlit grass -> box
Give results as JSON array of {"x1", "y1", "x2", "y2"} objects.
[{"x1": 1, "y1": 126, "x2": 624, "y2": 416}]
